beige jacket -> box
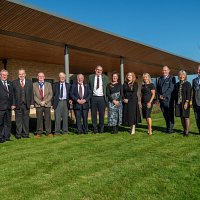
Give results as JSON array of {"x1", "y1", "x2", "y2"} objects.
[{"x1": 33, "y1": 82, "x2": 53, "y2": 107}]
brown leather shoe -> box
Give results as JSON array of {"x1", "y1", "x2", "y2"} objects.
[{"x1": 34, "y1": 134, "x2": 41, "y2": 138}]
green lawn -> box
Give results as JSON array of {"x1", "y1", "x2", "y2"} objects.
[{"x1": 0, "y1": 111, "x2": 200, "y2": 200}]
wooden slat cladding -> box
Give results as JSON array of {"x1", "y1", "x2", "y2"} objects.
[{"x1": 0, "y1": 0, "x2": 199, "y2": 75}]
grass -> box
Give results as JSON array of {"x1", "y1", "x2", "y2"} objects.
[{"x1": 0, "y1": 110, "x2": 200, "y2": 200}]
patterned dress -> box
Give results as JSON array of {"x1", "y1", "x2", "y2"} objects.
[{"x1": 106, "y1": 83, "x2": 123, "y2": 126}]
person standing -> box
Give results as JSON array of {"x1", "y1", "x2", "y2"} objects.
[
  {"x1": 52, "y1": 72, "x2": 70, "y2": 135},
  {"x1": 123, "y1": 72, "x2": 141, "y2": 135},
  {"x1": 70, "y1": 74, "x2": 91, "y2": 134},
  {"x1": 157, "y1": 66, "x2": 176, "y2": 133},
  {"x1": 12, "y1": 69, "x2": 34, "y2": 139},
  {"x1": 33, "y1": 72, "x2": 53, "y2": 137},
  {"x1": 106, "y1": 72, "x2": 123, "y2": 134},
  {"x1": 89, "y1": 65, "x2": 109, "y2": 133},
  {"x1": 0, "y1": 69, "x2": 14, "y2": 143},
  {"x1": 174, "y1": 70, "x2": 191, "y2": 136},
  {"x1": 192, "y1": 65, "x2": 200, "y2": 134},
  {"x1": 140, "y1": 73, "x2": 156, "y2": 136}
]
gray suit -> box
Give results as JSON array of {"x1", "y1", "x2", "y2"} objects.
[{"x1": 192, "y1": 77, "x2": 200, "y2": 133}]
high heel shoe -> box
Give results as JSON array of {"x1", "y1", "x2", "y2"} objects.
[{"x1": 148, "y1": 129, "x2": 152, "y2": 136}]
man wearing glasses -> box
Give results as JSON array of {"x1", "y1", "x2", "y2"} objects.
[{"x1": 89, "y1": 65, "x2": 109, "y2": 133}]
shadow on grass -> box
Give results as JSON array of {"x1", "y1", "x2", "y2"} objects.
[{"x1": 11, "y1": 117, "x2": 198, "y2": 136}]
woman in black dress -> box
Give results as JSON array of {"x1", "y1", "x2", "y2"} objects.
[
  {"x1": 174, "y1": 70, "x2": 192, "y2": 136},
  {"x1": 140, "y1": 73, "x2": 156, "y2": 135},
  {"x1": 123, "y1": 72, "x2": 141, "y2": 134},
  {"x1": 106, "y1": 72, "x2": 123, "y2": 133}
]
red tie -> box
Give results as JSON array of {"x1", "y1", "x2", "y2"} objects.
[
  {"x1": 21, "y1": 80, "x2": 24, "y2": 88},
  {"x1": 40, "y1": 88, "x2": 43, "y2": 100}
]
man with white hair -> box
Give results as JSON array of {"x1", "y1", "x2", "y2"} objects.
[
  {"x1": 0, "y1": 69, "x2": 14, "y2": 143},
  {"x1": 52, "y1": 72, "x2": 70, "y2": 135},
  {"x1": 33, "y1": 72, "x2": 53, "y2": 137},
  {"x1": 70, "y1": 74, "x2": 91, "y2": 134}
]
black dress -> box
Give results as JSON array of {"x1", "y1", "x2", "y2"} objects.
[
  {"x1": 123, "y1": 82, "x2": 141, "y2": 126},
  {"x1": 174, "y1": 81, "x2": 192, "y2": 118},
  {"x1": 141, "y1": 83, "x2": 155, "y2": 118}
]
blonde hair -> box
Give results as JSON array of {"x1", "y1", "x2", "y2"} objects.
[
  {"x1": 142, "y1": 73, "x2": 151, "y2": 83},
  {"x1": 178, "y1": 70, "x2": 187, "y2": 80},
  {"x1": 125, "y1": 72, "x2": 136, "y2": 82}
]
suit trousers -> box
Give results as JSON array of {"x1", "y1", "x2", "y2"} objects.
[
  {"x1": 36, "y1": 107, "x2": 51, "y2": 134},
  {"x1": 160, "y1": 100, "x2": 174, "y2": 131},
  {"x1": 91, "y1": 96, "x2": 106, "y2": 132},
  {"x1": 194, "y1": 105, "x2": 200, "y2": 133},
  {"x1": 74, "y1": 107, "x2": 89, "y2": 133},
  {"x1": 15, "y1": 103, "x2": 30, "y2": 137},
  {"x1": 54, "y1": 100, "x2": 68, "y2": 134},
  {"x1": 0, "y1": 109, "x2": 12, "y2": 141}
]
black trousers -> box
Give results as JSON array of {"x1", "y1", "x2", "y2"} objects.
[
  {"x1": 74, "y1": 108, "x2": 89, "y2": 133},
  {"x1": 91, "y1": 96, "x2": 106, "y2": 132},
  {"x1": 0, "y1": 109, "x2": 12, "y2": 141},
  {"x1": 36, "y1": 107, "x2": 51, "y2": 134},
  {"x1": 160, "y1": 100, "x2": 174, "y2": 131},
  {"x1": 15, "y1": 103, "x2": 30, "y2": 137},
  {"x1": 194, "y1": 105, "x2": 200, "y2": 133}
]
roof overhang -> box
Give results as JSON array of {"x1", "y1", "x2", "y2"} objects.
[{"x1": 0, "y1": 0, "x2": 199, "y2": 76}]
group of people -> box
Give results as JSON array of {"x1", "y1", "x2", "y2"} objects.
[{"x1": 0, "y1": 65, "x2": 200, "y2": 143}]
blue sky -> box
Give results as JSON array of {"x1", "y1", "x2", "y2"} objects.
[{"x1": 21, "y1": 0, "x2": 200, "y2": 63}]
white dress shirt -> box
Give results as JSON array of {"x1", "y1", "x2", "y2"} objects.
[{"x1": 93, "y1": 75, "x2": 103, "y2": 96}]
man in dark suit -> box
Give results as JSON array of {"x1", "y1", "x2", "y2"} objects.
[
  {"x1": 89, "y1": 65, "x2": 109, "y2": 133},
  {"x1": 33, "y1": 72, "x2": 53, "y2": 137},
  {"x1": 70, "y1": 74, "x2": 91, "y2": 134},
  {"x1": 52, "y1": 72, "x2": 70, "y2": 135},
  {"x1": 192, "y1": 65, "x2": 200, "y2": 134},
  {"x1": 12, "y1": 69, "x2": 34, "y2": 139},
  {"x1": 157, "y1": 66, "x2": 176, "y2": 133},
  {"x1": 0, "y1": 69, "x2": 14, "y2": 143}
]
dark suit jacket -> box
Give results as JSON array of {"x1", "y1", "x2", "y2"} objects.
[
  {"x1": 52, "y1": 82, "x2": 70, "y2": 109},
  {"x1": 157, "y1": 75, "x2": 176, "y2": 102},
  {"x1": 12, "y1": 79, "x2": 34, "y2": 109},
  {"x1": 192, "y1": 77, "x2": 200, "y2": 106},
  {"x1": 174, "y1": 81, "x2": 192, "y2": 104},
  {"x1": 0, "y1": 80, "x2": 14, "y2": 111},
  {"x1": 88, "y1": 74, "x2": 109, "y2": 102},
  {"x1": 70, "y1": 83, "x2": 91, "y2": 110}
]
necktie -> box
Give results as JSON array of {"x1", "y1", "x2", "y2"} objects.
[
  {"x1": 3, "y1": 81, "x2": 9, "y2": 97},
  {"x1": 79, "y1": 84, "x2": 83, "y2": 99},
  {"x1": 40, "y1": 87, "x2": 43, "y2": 100},
  {"x1": 96, "y1": 75, "x2": 99, "y2": 89},
  {"x1": 60, "y1": 83, "x2": 63, "y2": 99},
  {"x1": 21, "y1": 80, "x2": 24, "y2": 88}
]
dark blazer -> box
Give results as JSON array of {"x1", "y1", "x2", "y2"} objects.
[
  {"x1": 174, "y1": 81, "x2": 191, "y2": 117},
  {"x1": 192, "y1": 77, "x2": 200, "y2": 106},
  {"x1": 0, "y1": 80, "x2": 14, "y2": 111},
  {"x1": 157, "y1": 75, "x2": 176, "y2": 102},
  {"x1": 70, "y1": 83, "x2": 91, "y2": 110},
  {"x1": 12, "y1": 79, "x2": 34, "y2": 109},
  {"x1": 175, "y1": 81, "x2": 192, "y2": 104},
  {"x1": 88, "y1": 74, "x2": 109, "y2": 102},
  {"x1": 52, "y1": 82, "x2": 70, "y2": 109}
]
